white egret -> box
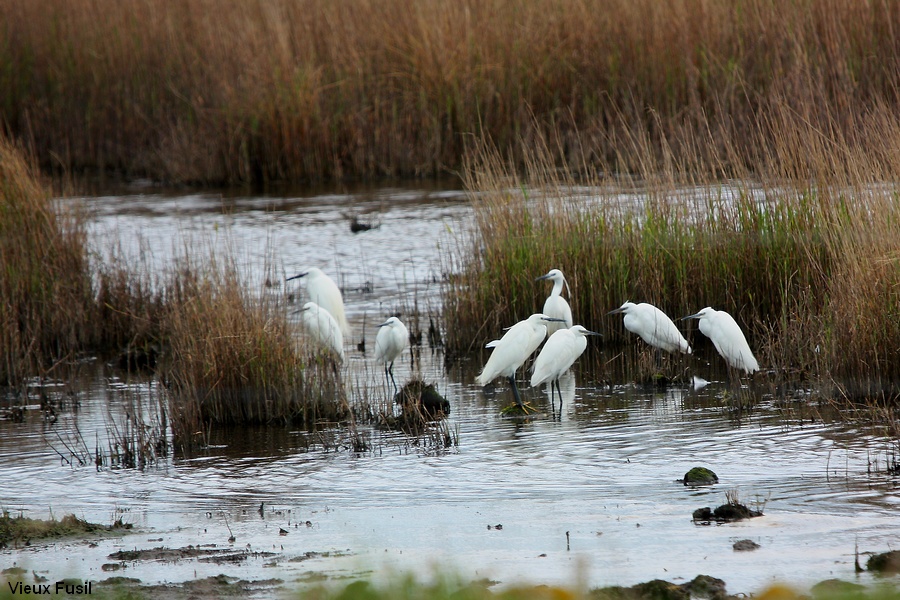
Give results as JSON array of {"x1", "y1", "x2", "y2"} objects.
[
  {"x1": 530, "y1": 325, "x2": 601, "y2": 409},
  {"x1": 475, "y1": 313, "x2": 564, "y2": 410},
  {"x1": 287, "y1": 267, "x2": 351, "y2": 338},
  {"x1": 682, "y1": 307, "x2": 759, "y2": 374},
  {"x1": 608, "y1": 301, "x2": 691, "y2": 354},
  {"x1": 299, "y1": 302, "x2": 344, "y2": 362},
  {"x1": 535, "y1": 269, "x2": 573, "y2": 335},
  {"x1": 375, "y1": 316, "x2": 409, "y2": 392}
]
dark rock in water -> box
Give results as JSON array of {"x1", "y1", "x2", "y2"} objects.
[
  {"x1": 692, "y1": 503, "x2": 762, "y2": 523},
  {"x1": 713, "y1": 502, "x2": 760, "y2": 521},
  {"x1": 692, "y1": 507, "x2": 713, "y2": 521},
  {"x1": 683, "y1": 467, "x2": 719, "y2": 486},
  {"x1": 867, "y1": 550, "x2": 900, "y2": 574},
  {"x1": 394, "y1": 380, "x2": 450, "y2": 419},
  {"x1": 732, "y1": 539, "x2": 760, "y2": 551}
]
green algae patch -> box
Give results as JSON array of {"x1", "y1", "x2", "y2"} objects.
[{"x1": 682, "y1": 467, "x2": 719, "y2": 486}]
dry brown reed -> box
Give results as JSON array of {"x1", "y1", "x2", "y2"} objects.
[
  {"x1": 161, "y1": 257, "x2": 348, "y2": 446},
  {"x1": 0, "y1": 137, "x2": 94, "y2": 384},
  {"x1": 3, "y1": 0, "x2": 899, "y2": 184}
]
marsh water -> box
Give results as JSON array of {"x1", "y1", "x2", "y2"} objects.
[{"x1": 2, "y1": 182, "x2": 900, "y2": 596}]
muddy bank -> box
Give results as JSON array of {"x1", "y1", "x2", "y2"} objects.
[{"x1": 0, "y1": 513, "x2": 131, "y2": 548}]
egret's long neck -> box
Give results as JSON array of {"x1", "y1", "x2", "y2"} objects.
[{"x1": 551, "y1": 277, "x2": 565, "y2": 297}]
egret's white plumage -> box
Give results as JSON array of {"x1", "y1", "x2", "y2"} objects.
[
  {"x1": 375, "y1": 316, "x2": 409, "y2": 392},
  {"x1": 530, "y1": 325, "x2": 600, "y2": 408},
  {"x1": 536, "y1": 269, "x2": 573, "y2": 335},
  {"x1": 475, "y1": 313, "x2": 561, "y2": 408},
  {"x1": 683, "y1": 307, "x2": 759, "y2": 374},
  {"x1": 300, "y1": 302, "x2": 344, "y2": 362},
  {"x1": 288, "y1": 267, "x2": 351, "y2": 338},
  {"x1": 608, "y1": 301, "x2": 691, "y2": 354}
]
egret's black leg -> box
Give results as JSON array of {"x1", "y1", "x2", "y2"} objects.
[
  {"x1": 507, "y1": 375, "x2": 524, "y2": 409},
  {"x1": 554, "y1": 379, "x2": 562, "y2": 409},
  {"x1": 388, "y1": 361, "x2": 398, "y2": 393}
]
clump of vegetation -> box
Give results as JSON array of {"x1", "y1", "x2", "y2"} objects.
[
  {"x1": 866, "y1": 550, "x2": 900, "y2": 575},
  {"x1": 692, "y1": 489, "x2": 763, "y2": 523},
  {"x1": 161, "y1": 259, "x2": 348, "y2": 446}
]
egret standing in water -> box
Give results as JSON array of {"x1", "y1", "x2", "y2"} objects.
[
  {"x1": 299, "y1": 302, "x2": 345, "y2": 362},
  {"x1": 375, "y1": 316, "x2": 409, "y2": 392},
  {"x1": 536, "y1": 269, "x2": 573, "y2": 335},
  {"x1": 287, "y1": 267, "x2": 351, "y2": 338},
  {"x1": 475, "y1": 313, "x2": 563, "y2": 411},
  {"x1": 682, "y1": 307, "x2": 759, "y2": 374},
  {"x1": 531, "y1": 325, "x2": 601, "y2": 409},
  {"x1": 608, "y1": 301, "x2": 691, "y2": 355}
]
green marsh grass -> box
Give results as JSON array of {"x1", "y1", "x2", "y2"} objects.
[{"x1": 3, "y1": 0, "x2": 900, "y2": 184}]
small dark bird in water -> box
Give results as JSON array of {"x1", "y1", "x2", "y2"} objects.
[{"x1": 347, "y1": 213, "x2": 381, "y2": 233}]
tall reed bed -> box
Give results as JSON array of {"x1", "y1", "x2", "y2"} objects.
[
  {"x1": 2, "y1": 0, "x2": 899, "y2": 184},
  {"x1": 445, "y1": 131, "x2": 900, "y2": 391},
  {"x1": 0, "y1": 137, "x2": 94, "y2": 384}
]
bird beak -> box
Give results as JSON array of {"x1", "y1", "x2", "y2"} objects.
[
  {"x1": 286, "y1": 271, "x2": 309, "y2": 282},
  {"x1": 377, "y1": 320, "x2": 391, "y2": 328},
  {"x1": 606, "y1": 307, "x2": 626, "y2": 315},
  {"x1": 681, "y1": 312, "x2": 702, "y2": 321},
  {"x1": 541, "y1": 317, "x2": 567, "y2": 323},
  {"x1": 535, "y1": 273, "x2": 552, "y2": 281},
  {"x1": 584, "y1": 330, "x2": 602, "y2": 336}
]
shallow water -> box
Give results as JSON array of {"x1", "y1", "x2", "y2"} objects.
[{"x1": 2, "y1": 183, "x2": 900, "y2": 596}]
